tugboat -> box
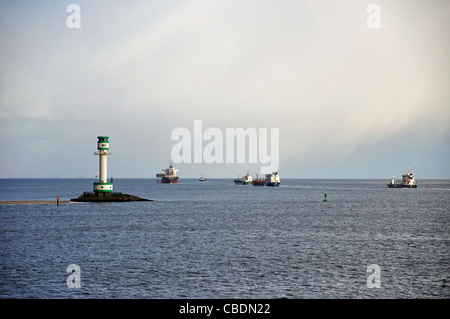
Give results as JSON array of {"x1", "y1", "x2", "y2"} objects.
[
  {"x1": 387, "y1": 176, "x2": 402, "y2": 188},
  {"x1": 252, "y1": 174, "x2": 265, "y2": 186},
  {"x1": 265, "y1": 172, "x2": 280, "y2": 186},
  {"x1": 161, "y1": 162, "x2": 179, "y2": 184},
  {"x1": 242, "y1": 172, "x2": 253, "y2": 185},
  {"x1": 234, "y1": 176, "x2": 243, "y2": 185},
  {"x1": 387, "y1": 167, "x2": 417, "y2": 188}
]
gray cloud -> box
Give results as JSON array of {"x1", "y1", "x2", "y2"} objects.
[{"x1": 1, "y1": 0, "x2": 449, "y2": 178}]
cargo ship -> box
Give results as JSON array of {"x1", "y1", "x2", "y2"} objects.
[
  {"x1": 387, "y1": 167, "x2": 417, "y2": 188},
  {"x1": 242, "y1": 172, "x2": 253, "y2": 185},
  {"x1": 265, "y1": 172, "x2": 280, "y2": 186},
  {"x1": 252, "y1": 174, "x2": 265, "y2": 186},
  {"x1": 160, "y1": 162, "x2": 179, "y2": 184},
  {"x1": 234, "y1": 172, "x2": 253, "y2": 185}
]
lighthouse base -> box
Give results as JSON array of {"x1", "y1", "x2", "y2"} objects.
[{"x1": 71, "y1": 192, "x2": 151, "y2": 202}]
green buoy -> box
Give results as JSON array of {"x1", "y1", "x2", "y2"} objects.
[{"x1": 323, "y1": 193, "x2": 328, "y2": 202}]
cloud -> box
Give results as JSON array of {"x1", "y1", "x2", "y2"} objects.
[{"x1": 0, "y1": 0, "x2": 449, "y2": 177}]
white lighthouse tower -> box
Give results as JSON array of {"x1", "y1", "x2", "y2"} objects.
[{"x1": 93, "y1": 136, "x2": 113, "y2": 194}]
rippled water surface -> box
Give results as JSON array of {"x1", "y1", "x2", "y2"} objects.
[{"x1": 0, "y1": 178, "x2": 449, "y2": 298}]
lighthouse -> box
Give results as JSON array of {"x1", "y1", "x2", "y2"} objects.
[
  {"x1": 70, "y1": 135, "x2": 150, "y2": 202},
  {"x1": 93, "y1": 136, "x2": 113, "y2": 194}
]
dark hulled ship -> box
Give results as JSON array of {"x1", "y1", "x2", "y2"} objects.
[
  {"x1": 387, "y1": 167, "x2": 417, "y2": 188},
  {"x1": 160, "y1": 162, "x2": 179, "y2": 184}
]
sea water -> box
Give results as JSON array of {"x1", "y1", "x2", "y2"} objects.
[{"x1": 0, "y1": 178, "x2": 449, "y2": 298}]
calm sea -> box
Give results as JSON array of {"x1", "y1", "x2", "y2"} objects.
[{"x1": 0, "y1": 178, "x2": 449, "y2": 298}]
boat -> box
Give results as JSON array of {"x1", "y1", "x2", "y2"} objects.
[
  {"x1": 234, "y1": 176, "x2": 243, "y2": 185},
  {"x1": 242, "y1": 172, "x2": 253, "y2": 185},
  {"x1": 387, "y1": 167, "x2": 417, "y2": 188},
  {"x1": 252, "y1": 174, "x2": 265, "y2": 186},
  {"x1": 160, "y1": 162, "x2": 179, "y2": 184},
  {"x1": 387, "y1": 176, "x2": 402, "y2": 188},
  {"x1": 155, "y1": 173, "x2": 164, "y2": 183},
  {"x1": 199, "y1": 175, "x2": 207, "y2": 182},
  {"x1": 265, "y1": 172, "x2": 280, "y2": 186}
]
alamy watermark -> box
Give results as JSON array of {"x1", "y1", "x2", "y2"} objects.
[
  {"x1": 65, "y1": 4, "x2": 381, "y2": 30},
  {"x1": 66, "y1": 4, "x2": 81, "y2": 29},
  {"x1": 64, "y1": 262, "x2": 381, "y2": 291},
  {"x1": 171, "y1": 120, "x2": 279, "y2": 174},
  {"x1": 367, "y1": 264, "x2": 381, "y2": 288},
  {"x1": 66, "y1": 264, "x2": 81, "y2": 288},
  {"x1": 367, "y1": 4, "x2": 381, "y2": 29}
]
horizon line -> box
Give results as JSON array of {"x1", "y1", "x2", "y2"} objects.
[{"x1": 1, "y1": 177, "x2": 449, "y2": 181}]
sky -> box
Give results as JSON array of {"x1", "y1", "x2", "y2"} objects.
[{"x1": 0, "y1": 0, "x2": 449, "y2": 179}]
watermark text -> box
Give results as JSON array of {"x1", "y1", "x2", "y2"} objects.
[{"x1": 171, "y1": 120, "x2": 279, "y2": 174}]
